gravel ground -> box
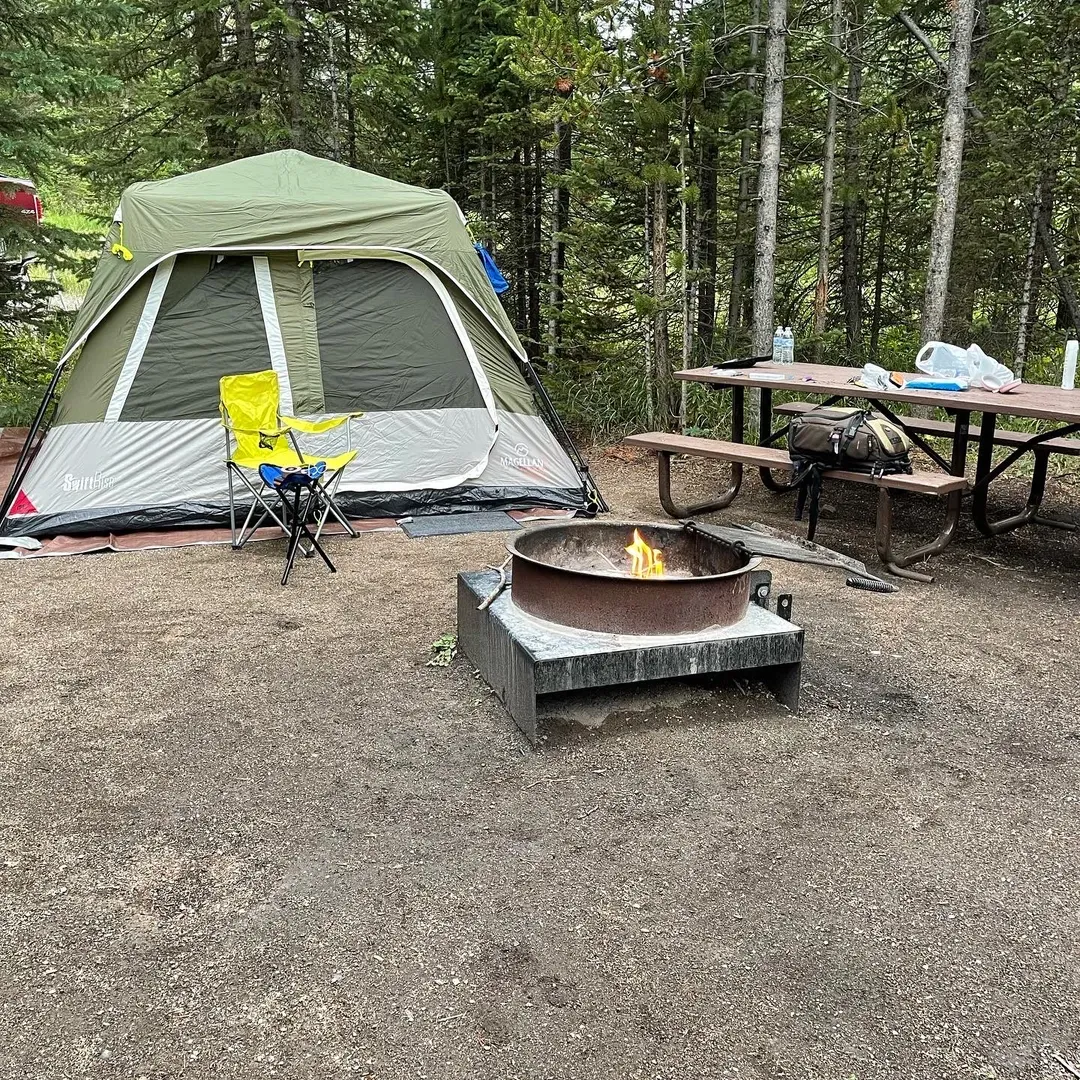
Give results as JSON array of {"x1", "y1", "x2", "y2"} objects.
[{"x1": 1, "y1": 450, "x2": 1078, "y2": 1080}]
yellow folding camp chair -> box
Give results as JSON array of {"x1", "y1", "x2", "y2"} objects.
[{"x1": 219, "y1": 370, "x2": 362, "y2": 549}]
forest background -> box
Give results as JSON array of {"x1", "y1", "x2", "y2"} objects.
[{"x1": 1, "y1": 0, "x2": 1077, "y2": 439}]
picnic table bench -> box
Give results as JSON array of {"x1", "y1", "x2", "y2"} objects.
[{"x1": 623, "y1": 432, "x2": 966, "y2": 582}]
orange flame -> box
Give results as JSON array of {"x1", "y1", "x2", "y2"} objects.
[{"x1": 625, "y1": 528, "x2": 665, "y2": 578}]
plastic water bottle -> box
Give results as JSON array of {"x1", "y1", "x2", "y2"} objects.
[
  {"x1": 1063, "y1": 339, "x2": 1078, "y2": 390},
  {"x1": 772, "y1": 325, "x2": 784, "y2": 364},
  {"x1": 781, "y1": 326, "x2": 795, "y2": 365}
]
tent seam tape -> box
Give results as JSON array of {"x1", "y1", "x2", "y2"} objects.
[
  {"x1": 252, "y1": 256, "x2": 293, "y2": 413},
  {"x1": 103, "y1": 256, "x2": 175, "y2": 422}
]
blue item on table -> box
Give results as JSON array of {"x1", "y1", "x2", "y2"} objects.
[{"x1": 903, "y1": 378, "x2": 967, "y2": 392}]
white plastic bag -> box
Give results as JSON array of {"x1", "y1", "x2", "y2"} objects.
[
  {"x1": 966, "y1": 344, "x2": 1019, "y2": 392},
  {"x1": 859, "y1": 363, "x2": 891, "y2": 390},
  {"x1": 915, "y1": 341, "x2": 1018, "y2": 392},
  {"x1": 916, "y1": 341, "x2": 975, "y2": 379}
]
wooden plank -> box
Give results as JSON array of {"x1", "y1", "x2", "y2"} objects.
[
  {"x1": 771, "y1": 400, "x2": 1080, "y2": 453},
  {"x1": 622, "y1": 433, "x2": 967, "y2": 493},
  {"x1": 676, "y1": 362, "x2": 1080, "y2": 424},
  {"x1": 623, "y1": 432, "x2": 789, "y2": 466}
]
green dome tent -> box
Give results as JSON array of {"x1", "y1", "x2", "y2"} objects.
[{"x1": 2, "y1": 151, "x2": 600, "y2": 536}]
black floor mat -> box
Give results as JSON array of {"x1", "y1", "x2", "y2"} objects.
[{"x1": 399, "y1": 511, "x2": 522, "y2": 538}]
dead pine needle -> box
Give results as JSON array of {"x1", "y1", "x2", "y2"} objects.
[
  {"x1": 969, "y1": 552, "x2": 1020, "y2": 571},
  {"x1": 1054, "y1": 1054, "x2": 1080, "y2": 1080},
  {"x1": 523, "y1": 776, "x2": 573, "y2": 791},
  {"x1": 591, "y1": 548, "x2": 623, "y2": 574}
]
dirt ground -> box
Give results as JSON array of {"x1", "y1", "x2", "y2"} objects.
[{"x1": 1, "y1": 450, "x2": 1078, "y2": 1080}]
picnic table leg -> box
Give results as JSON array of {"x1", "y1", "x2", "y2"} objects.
[
  {"x1": 971, "y1": 411, "x2": 997, "y2": 536},
  {"x1": 1027, "y1": 452, "x2": 1075, "y2": 530},
  {"x1": 757, "y1": 387, "x2": 796, "y2": 493},
  {"x1": 731, "y1": 385, "x2": 745, "y2": 443},
  {"x1": 970, "y1": 412, "x2": 1072, "y2": 535},
  {"x1": 654, "y1": 384, "x2": 746, "y2": 518},
  {"x1": 972, "y1": 444, "x2": 1076, "y2": 536},
  {"x1": 949, "y1": 409, "x2": 971, "y2": 476},
  {"x1": 657, "y1": 451, "x2": 743, "y2": 519},
  {"x1": 875, "y1": 487, "x2": 963, "y2": 583}
]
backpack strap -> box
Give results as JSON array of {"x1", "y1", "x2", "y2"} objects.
[
  {"x1": 792, "y1": 460, "x2": 825, "y2": 541},
  {"x1": 830, "y1": 409, "x2": 867, "y2": 465}
]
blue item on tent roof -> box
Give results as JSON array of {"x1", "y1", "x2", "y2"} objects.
[{"x1": 474, "y1": 243, "x2": 509, "y2": 294}]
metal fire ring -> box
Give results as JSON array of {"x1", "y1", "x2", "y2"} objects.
[{"x1": 506, "y1": 521, "x2": 760, "y2": 635}]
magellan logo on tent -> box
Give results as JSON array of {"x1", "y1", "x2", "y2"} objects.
[
  {"x1": 500, "y1": 442, "x2": 545, "y2": 471},
  {"x1": 62, "y1": 472, "x2": 115, "y2": 493}
]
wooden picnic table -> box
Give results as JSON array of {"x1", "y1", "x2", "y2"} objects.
[{"x1": 676, "y1": 361, "x2": 1080, "y2": 537}]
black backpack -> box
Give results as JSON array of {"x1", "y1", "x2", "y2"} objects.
[{"x1": 787, "y1": 406, "x2": 913, "y2": 540}]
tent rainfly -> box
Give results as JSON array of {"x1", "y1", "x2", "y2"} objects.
[{"x1": 1, "y1": 151, "x2": 600, "y2": 537}]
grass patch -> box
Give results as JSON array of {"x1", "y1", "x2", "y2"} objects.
[{"x1": 44, "y1": 208, "x2": 107, "y2": 237}]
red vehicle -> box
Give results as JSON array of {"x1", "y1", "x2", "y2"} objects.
[
  {"x1": 0, "y1": 174, "x2": 42, "y2": 287},
  {"x1": 0, "y1": 175, "x2": 43, "y2": 226}
]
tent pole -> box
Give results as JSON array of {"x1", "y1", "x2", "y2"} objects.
[
  {"x1": 0, "y1": 365, "x2": 64, "y2": 526},
  {"x1": 521, "y1": 359, "x2": 609, "y2": 514}
]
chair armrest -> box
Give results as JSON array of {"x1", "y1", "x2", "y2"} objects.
[
  {"x1": 282, "y1": 412, "x2": 364, "y2": 435},
  {"x1": 221, "y1": 419, "x2": 290, "y2": 437}
]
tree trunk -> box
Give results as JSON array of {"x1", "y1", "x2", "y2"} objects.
[
  {"x1": 193, "y1": 4, "x2": 228, "y2": 159},
  {"x1": 920, "y1": 0, "x2": 977, "y2": 343},
  {"x1": 525, "y1": 138, "x2": 543, "y2": 360},
  {"x1": 284, "y1": 0, "x2": 306, "y2": 152},
  {"x1": 841, "y1": 1, "x2": 863, "y2": 356},
  {"x1": 326, "y1": 17, "x2": 341, "y2": 161},
  {"x1": 678, "y1": 53, "x2": 692, "y2": 429},
  {"x1": 479, "y1": 136, "x2": 491, "y2": 224},
  {"x1": 1014, "y1": 178, "x2": 1044, "y2": 379},
  {"x1": 342, "y1": 19, "x2": 357, "y2": 166},
  {"x1": 695, "y1": 125, "x2": 719, "y2": 365},
  {"x1": 1017, "y1": 51, "x2": 1070, "y2": 370},
  {"x1": 644, "y1": 183, "x2": 655, "y2": 428},
  {"x1": 812, "y1": 0, "x2": 843, "y2": 360},
  {"x1": 649, "y1": 0, "x2": 675, "y2": 430},
  {"x1": 234, "y1": 1, "x2": 256, "y2": 72},
  {"x1": 751, "y1": 0, "x2": 787, "y2": 361},
  {"x1": 727, "y1": 0, "x2": 761, "y2": 354},
  {"x1": 547, "y1": 92, "x2": 572, "y2": 359},
  {"x1": 511, "y1": 146, "x2": 527, "y2": 332},
  {"x1": 869, "y1": 131, "x2": 898, "y2": 359},
  {"x1": 942, "y1": 0, "x2": 993, "y2": 343},
  {"x1": 233, "y1": 0, "x2": 262, "y2": 154},
  {"x1": 652, "y1": 167, "x2": 672, "y2": 428},
  {"x1": 1040, "y1": 215, "x2": 1080, "y2": 333}
]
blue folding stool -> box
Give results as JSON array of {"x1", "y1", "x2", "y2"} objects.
[{"x1": 258, "y1": 462, "x2": 336, "y2": 585}]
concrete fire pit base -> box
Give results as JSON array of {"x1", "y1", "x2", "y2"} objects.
[{"x1": 457, "y1": 570, "x2": 804, "y2": 744}]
